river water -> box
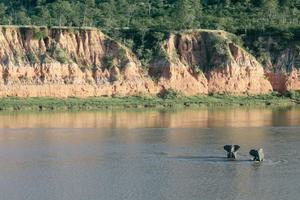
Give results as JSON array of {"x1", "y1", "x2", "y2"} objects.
[{"x1": 0, "y1": 107, "x2": 300, "y2": 200}]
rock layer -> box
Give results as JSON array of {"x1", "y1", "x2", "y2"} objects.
[
  {"x1": 0, "y1": 26, "x2": 157, "y2": 97},
  {"x1": 2, "y1": 27, "x2": 298, "y2": 98},
  {"x1": 151, "y1": 31, "x2": 272, "y2": 95},
  {"x1": 264, "y1": 47, "x2": 300, "y2": 92}
]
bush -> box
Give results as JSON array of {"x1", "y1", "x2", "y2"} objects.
[
  {"x1": 118, "y1": 48, "x2": 127, "y2": 61},
  {"x1": 208, "y1": 34, "x2": 231, "y2": 69},
  {"x1": 140, "y1": 48, "x2": 153, "y2": 67},
  {"x1": 192, "y1": 64, "x2": 203, "y2": 74},
  {"x1": 285, "y1": 91, "x2": 300, "y2": 100},
  {"x1": 33, "y1": 28, "x2": 47, "y2": 40},
  {"x1": 103, "y1": 54, "x2": 115, "y2": 70},
  {"x1": 228, "y1": 34, "x2": 244, "y2": 47},
  {"x1": 123, "y1": 39, "x2": 134, "y2": 49},
  {"x1": 210, "y1": 34, "x2": 230, "y2": 57},
  {"x1": 159, "y1": 89, "x2": 183, "y2": 99},
  {"x1": 53, "y1": 48, "x2": 69, "y2": 64}
]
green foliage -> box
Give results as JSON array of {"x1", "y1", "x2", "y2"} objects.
[
  {"x1": 210, "y1": 34, "x2": 228, "y2": 55},
  {"x1": 53, "y1": 48, "x2": 69, "y2": 64},
  {"x1": 209, "y1": 34, "x2": 231, "y2": 68},
  {"x1": 173, "y1": 0, "x2": 202, "y2": 29},
  {"x1": 242, "y1": 27, "x2": 300, "y2": 71},
  {"x1": 0, "y1": 3, "x2": 7, "y2": 24},
  {"x1": 257, "y1": 51, "x2": 271, "y2": 66},
  {"x1": 160, "y1": 89, "x2": 183, "y2": 99},
  {"x1": 295, "y1": 43, "x2": 300, "y2": 52},
  {"x1": 285, "y1": 91, "x2": 300, "y2": 99},
  {"x1": 0, "y1": 0, "x2": 299, "y2": 73},
  {"x1": 14, "y1": 8, "x2": 31, "y2": 25},
  {"x1": 118, "y1": 48, "x2": 127, "y2": 61},
  {"x1": 0, "y1": 92, "x2": 299, "y2": 112},
  {"x1": 26, "y1": 50, "x2": 38, "y2": 65},
  {"x1": 33, "y1": 28, "x2": 47, "y2": 40},
  {"x1": 228, "y1": 34, "x2": 244, "y2": 47},
  {"x1": 0, "y1": 0, "x2": 297, "y2": 33},
  {"x1": 139, "y1": 48, "x2": 153, "y2": 67},
  {"x1": 192, "y1": 64, "x2": 203, "y2": 74},
  {"x1": 123, "y1": 39, "x2": 134, "y2": 49},
  {"x1": 103, "y1": 54, "x2": 115, "y2": 70},
  {"x1": 110, "y1": 29, "x2": 169, "y2": 67}
]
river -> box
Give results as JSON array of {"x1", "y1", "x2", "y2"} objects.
[{"x1": 0, "y1": 107, "x2": 300, "y2": 200}]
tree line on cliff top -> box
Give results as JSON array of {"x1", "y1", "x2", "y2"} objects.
[
  {"x1": 0, "y1": 0, "x2": 299, "y2": 69},
  {"x1": 0, "y1": 0, "x2": 299, "y2": 33}
]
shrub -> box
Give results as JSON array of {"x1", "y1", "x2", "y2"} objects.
[
  {"x1": 118, "y1": 48, "x2": 127, "y2": 61},
  {"x1": 208, "y1": 34, "x2": 231, "y2": 69},
  {"x1": 228, "y1": 34, "x2": 244, "y2": 47},
  {"x1": 192, "y1": 64, "x2": 203, "y2": 74},
  {"x1": 33, "y1": 28, "x2": 47, "y2": 40},
  {"x1": 140, "y1": 49, "x2": 153, "y2": 67},
  {"x1": 285, "y1": 91, "x2": 300, "y2": 100},
  {"x1": 53, "y1": 48, "x2": 69, "y2": 64},
  {"x1": 258, "y1": 52, "x2": 271, "y2": 66},
  {"x1": 123, "y1": 39, "x2": 134, "y2": 49},
  {"x1": 160, "y1": 89, "x2": 183, "y2": 99},
  {"x1": 210, "y1": 34, "x2": 230, "y2": 57},
  {"x1": 103, "y1": 54, "x2": 115, "y2": 70}
]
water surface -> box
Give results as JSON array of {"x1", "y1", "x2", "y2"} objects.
[{"x1": 0, "y1": 107, "x2": 300, "y2": 200}]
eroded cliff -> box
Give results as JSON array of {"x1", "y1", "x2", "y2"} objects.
[
  {"x1": 150, "y1": 30, "x2": 272, "y2": 95},
  {"x1": 264, "y1": 47, "x2": 300, "y2": 92},
  {"x1": 0, "y1": 26, "x2": 157, "y2": 97},
  {"x1": 2, "y1": 26, "x2": 297, "y2": 98}
]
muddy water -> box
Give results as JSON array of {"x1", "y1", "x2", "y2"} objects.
[{"x1": 0, "y1": 107, "x2": 299, "y2": 200}]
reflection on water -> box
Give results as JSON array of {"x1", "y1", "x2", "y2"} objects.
[
  {"x1": 0, "y1": 106, "x2": 300, "y2": 128},
  {"x1": 0, "y1": 107, "x2": 300, "y2": 200}
]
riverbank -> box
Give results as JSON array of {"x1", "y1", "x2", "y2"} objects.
[{"x1": 0, "y1": 92, "x2": 299, "y2": 112}]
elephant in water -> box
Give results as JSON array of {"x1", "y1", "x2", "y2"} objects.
[
  {"x1": 224, "y1": 145, "x2": 240, "y2": 159},
  {"x1": 249, "y1": 148, "x2": 264, "y2": 162}
]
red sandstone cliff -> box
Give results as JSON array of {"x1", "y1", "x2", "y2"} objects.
[
  {"x1": 0, "y1": 26, "x2": 157, "y2": 97},
  {"x1": 264, "y1": 47, "x2": 300, "y2": 92},
  {"x1": 2, "y1": 27, "x2": 298, "y2": 98},
  {"x1": 150, "y1": 30, "x2": 272, "y2": 95}
]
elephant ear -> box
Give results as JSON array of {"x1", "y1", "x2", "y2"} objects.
[
  {"x1": 234, "y1": 145, "x2": 240, "y2": 152},
  {"x1": 249, "y1": 149, "x2": 258, "y2": 157},
  {"x1": 224, "y1": 145, "x2": 232, "y2": 152}
]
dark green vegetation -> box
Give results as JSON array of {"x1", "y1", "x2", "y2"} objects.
[
  {"x1": 0, "y1": 0, "x2": 299, "y2": 32},
  {"x1": 0, "y1": 1, "x2": 299, "y2": 67},
  {"x1": 0, "y1": 91, "x2": 299, "y2": 112}
]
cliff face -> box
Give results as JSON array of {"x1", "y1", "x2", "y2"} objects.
[
  {"x1": 152, "y1": 33, "x2": 209, "y2": 95},
  {"x1": 264, "y1": 47, "x2": 300, "y2": 92},
  {"x1": 151, "y1": 31, "x2": 272, "y2": 95},
  {"x1": 1, "y1": 27, "x2": 294, "y2": 98},
  {"x1": 0, "y1": 26, "x2": 157, "y2": 97}
]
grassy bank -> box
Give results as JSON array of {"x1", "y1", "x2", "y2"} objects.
[{"x1": 0, "y1": 92, "x2": 299, "y2": 112}]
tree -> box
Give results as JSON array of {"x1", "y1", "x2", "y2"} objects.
[
  {"x1": 80, "y1": 0, "x2": 96, "y2": 27},
  {"x1": 258, "y1": 0, "x2": 279, "y2": 27},
  {"x1": 261, "y1": 0, "x2": 278, "y2": 12},
  {"x1": 279, "y1": 0, "x2": 292, "y2": 7},
  {"x1": 32, "y1": 0, "x2": 50, "y2": 25},
  {"x1": 50, "y1": 0, "x2": 74, "y2": 27},
  {"x1": 14, "y1": 7, "x2": 31, "y2": 25},
  {"x1": 99, "y1": 0, "x2": 117, "y2": 28},
  {"x1": 0, "y1": 3, "x2": 7, "y2": 24},
  {"x1": 173, "y1": 0, "x2": 202, "y2": 29}
]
